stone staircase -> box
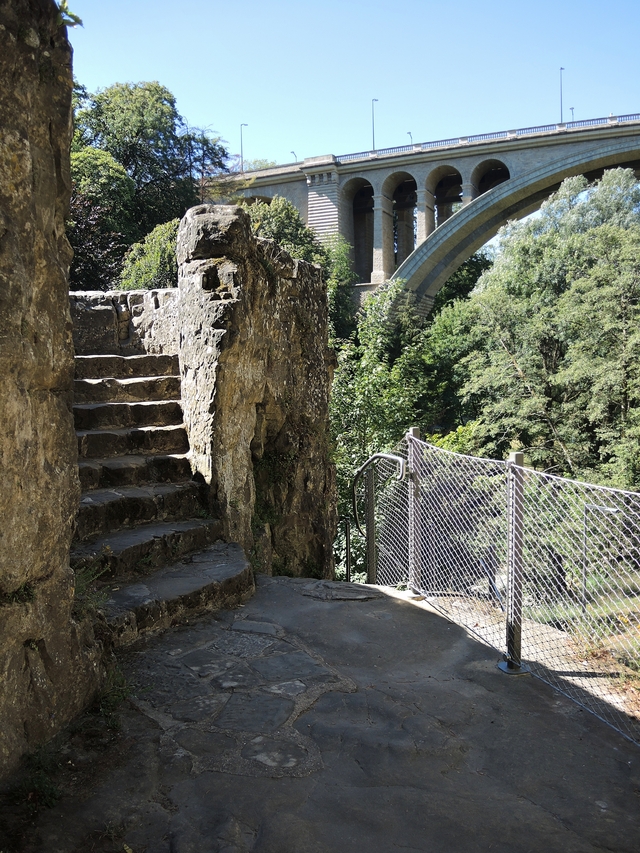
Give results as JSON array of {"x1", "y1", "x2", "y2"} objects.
[{"x1": 70, "y1": 346, "x2": 254, "y2": 647}]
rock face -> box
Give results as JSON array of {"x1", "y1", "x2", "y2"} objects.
[
  {"x1": 177, "y1": 205, "x2": 337, "y2": 579},
  {"x1": 0, "y1": 1, "x2": 103, "y2": 778}
]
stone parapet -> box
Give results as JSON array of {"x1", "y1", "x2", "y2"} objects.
[
  {"x1": 177, "y1": 205, "x2": 336, "y2": 579},
  {"x1": 70, "y1": 289, "x2": 180, "y2": 356}
]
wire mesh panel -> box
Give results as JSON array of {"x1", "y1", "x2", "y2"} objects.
[
  {"x1": 365, "y1": 434, "x2": 640, "y2": 746},
  {"x1": 406, "y1": 438, "x2": 509, "y2": 654},
  {"x1": 368, "y1": 442, "x2": 411, "y2": 587},
  {"x1": 517, "y1": 467, "x2": 640, "y2": 744}
]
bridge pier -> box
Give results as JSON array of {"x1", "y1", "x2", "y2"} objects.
[
  {"x1": 372, "y1": 192, "x2": 394, "y2": 283},
  {"x1": 416, "y1": 188, "x2": 436, "y2": 245},
  {"x1": 462, "y1": 180, "x2": 480, "y2": 206}
]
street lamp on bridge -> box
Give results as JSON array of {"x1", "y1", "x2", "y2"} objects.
[
  {"x1": 407, "y1": 131, "x2": 413, "y2": 145},
  {"x1": 560, "y1": 67, "x2": 565, "y2": 123},
  {"x1": 372, "y1": 99, "x2": 378, "y2": 151},
  {"x1": 240, "y1": 123, "x2": 248, "y2": 172}
]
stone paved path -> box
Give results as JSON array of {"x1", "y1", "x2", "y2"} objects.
[{"x1": 8, "y1": 576, "x2": 640, "y2": 852}]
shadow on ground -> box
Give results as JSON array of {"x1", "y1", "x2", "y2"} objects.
[{"x1": 2, "y1": 575, "x2": 639, "y2": 853}]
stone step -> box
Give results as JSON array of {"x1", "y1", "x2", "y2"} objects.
[
  {"x1": 75, "y1": 353, "x2": 180, "y2": 380},
  {"x1": 79, "y1": 453, "x2": 192, "y2": 491},
  {"x1": 74, "y1": 375, "x2": 181, "y2": 404},
  {"x1": 71, "y1": 518, "x2": 224, "y2": 579},
  {"x1": 74, "y1": 400, "x2": 183, "y2": 431},
  {"x1": 75, "y1": 482, "x2": 206, "y2": 543},
  {"x1": 77, "y1": 424, "x2": 189, "y2": 459},
  {"x1": 100, "y1": 542, "x2": 254, "y2": 648}
]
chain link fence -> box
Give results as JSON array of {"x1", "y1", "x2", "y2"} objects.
[{"x1": 354, "y1": 433, "x2": 640, "y2": 746}]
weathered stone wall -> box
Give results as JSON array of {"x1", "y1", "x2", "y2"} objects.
[
  {"x1": 178, "y1": 205, "x2": 336, "y2": 578},
  {"x1": 0, "y1": 1, "x2": 103, "y2": 778},
  {"x1": 70, "y1": 289, "x2": 180, "y2": 356}
]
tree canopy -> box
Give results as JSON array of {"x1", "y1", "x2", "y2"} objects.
[
  {"x1": 330, "y1": 168, "x2": 640, "y2": 504},
  {"x1": 74, "y1": 81, "x2": 227, "y2": 238},
  {"x1": 69, "y1": 80, "x2": 228, "y2": 289}
]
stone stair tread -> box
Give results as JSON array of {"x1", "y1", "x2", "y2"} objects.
[
  {"x1": 71, "y1": 518, "x2": 220, "y2": 560},
  {"x1": 74, "y1": 375, "x2": 182, "y2": 404},
  {"x1": 102, "y1": 542, "x2": 254, "y2": 647},
  {"x1": 79, "y1": 481, "x2": 197, "y2": 507},
  {"x1": 78, "y1": 453, "x2": 192, "y2": 490},
  {"x1": 77, "y1": 424, "x2": 184, "y2": 435},
  {"x1": 74, "y1": 400, "x2": 183, "y2": 431},
  {"x1": 106, "y1": 543, "x2": 248, "y2": 609},
  {"x1": 79, "y1": 452, "x2": 189, "y2": 469},
  {"x1": 75, "y1": 481, "x2": 205, "y2": 542},
  {"x1": 77, "y1": 375, "x2": 179, "y2": 385},
  {"x1": 74, "y1": 401, "x2": 182, "y2": 412},
  {"x1": 77, "y1": 424, "x2": 188, "y2": 459},
  {"x1": 75, "y1": 353, "x2": 179, "y2": 379}
]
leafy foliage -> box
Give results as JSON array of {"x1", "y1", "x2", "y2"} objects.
[
  {"x1": 324, "y1": 234, "x2": 358, "y2": 341},
  {"x1": 67, "y1": 191, "x2": 130, "y2": 291},
  {"x1": 118, "y1": 219, "x2": 180, "y2": 291},
  {"x1": 56, "y1": 1, "x2": 82, "y2": 27},
  {"x1": 331, "y1": 168, "x2": 640, "y2": 510},
  {"x1": 245, "y1": 196, "x2": 326, "y2": 266},
  {"x1": 244, "y1": 196, "x2": 358, "y2": 341},
  {"x1": 68, "y1": 80, "x2": 229, "y2": 290},
  {"x1": 74, "y1": 82, "x2": 227, "y2": 240}
]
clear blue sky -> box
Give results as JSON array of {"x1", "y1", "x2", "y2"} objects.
[{"x1": 69, "y1": 0, "x2": 639, "y2": 165}]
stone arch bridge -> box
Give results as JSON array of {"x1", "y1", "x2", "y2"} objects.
[{"x1": 240, "y1": 114, "x2": 640, "y2": 313}]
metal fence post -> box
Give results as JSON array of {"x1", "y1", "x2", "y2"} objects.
[
  {"x1": 345, "y1": 517, "x2": 351, "y2": 584},
  {"x1": 499, "y1": 451, "x2": 527, "y2": 674},
  {"x1": 407, "y1": 427, "x2": 420, "y2": 592},
  {"x1": 365, "y1": 467, "x2": 376, "y2": 584}
]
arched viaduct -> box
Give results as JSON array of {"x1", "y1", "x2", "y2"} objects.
[{"x1": 239, "y1": 115, "x2": 640, "y2": 310}]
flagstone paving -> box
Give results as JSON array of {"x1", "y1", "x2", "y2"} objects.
[{"x1": 3, "y1": 575, "x2": 640, "y2": 853}]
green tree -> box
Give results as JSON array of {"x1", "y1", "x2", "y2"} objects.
[
  {"x1": 68, "y1": 147, "x2": 136, "y2": 289},
  {"x1": 243, "y1": 197, "x2": 358, "y2": 341},
  {"x1": 324, "y1": 234, "x2": 358, "y2": 342},
  {"x1": 70, "y1": 147, "x2": 135, "y2": 238},
  {"x1": 245, "y1": 196, "x2": 327, "y2": 267},
  {"x1": 434, "y1": 168, "x2": 640, "y2": 487},
  {"x1": 118, "y1": 219, "x2": 180, "y2": 291},
  {"x1": 74, "y1": 81, "x2": 228, "y2": 239}
]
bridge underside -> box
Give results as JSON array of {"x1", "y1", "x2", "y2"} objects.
[{"x1": 391, "y1": 141, "x2": 640, "y2": 315}]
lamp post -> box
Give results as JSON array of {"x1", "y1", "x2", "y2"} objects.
[
  {"x1": 559, "y1": 67, "x2": 565, "y2": 123},
  {"x1": 291, "y1": 151, "x2": 297, "y2": 162},
  {"x1": 240, "y1": 123, "x2": 248, "y2": 172},
  {"x1": 570, "y1": 106, "x2": 574, "y2": 122},
  {"x1": 407, "y1": 131, "x2": 413, "y2": 145},
  {"x1": 372, "y1": 98, "x2": 378, "y2": 151}
]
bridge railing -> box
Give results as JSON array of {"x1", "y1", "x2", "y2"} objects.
[{"x1": 336, "y1": 113, "x2": 640, "y2": 164}]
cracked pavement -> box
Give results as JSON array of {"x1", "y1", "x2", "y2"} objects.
[{"x1": 12, "y1": 576, "x2": 640, "y2": 852}]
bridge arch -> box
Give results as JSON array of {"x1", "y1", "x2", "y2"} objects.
[
  {"x1": 471, "y1": 159, "x2": 510, "y2": 195},
  {"x1": 426, "y1": 164, "x2": 463, "y2": 228},
  {"x1": 341, "y1": 176, "x2": 375, "y2": 283},
  {"x1": 392, "y1": 137, "x2": 640, "y2": 315},
  {"x1": 381, "y1": 170, "x2": 419, "y2": 268}
]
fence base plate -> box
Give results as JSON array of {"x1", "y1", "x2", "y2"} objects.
[{"x1": 497, "y1": 660, "x2": 530, "y2": 676}]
